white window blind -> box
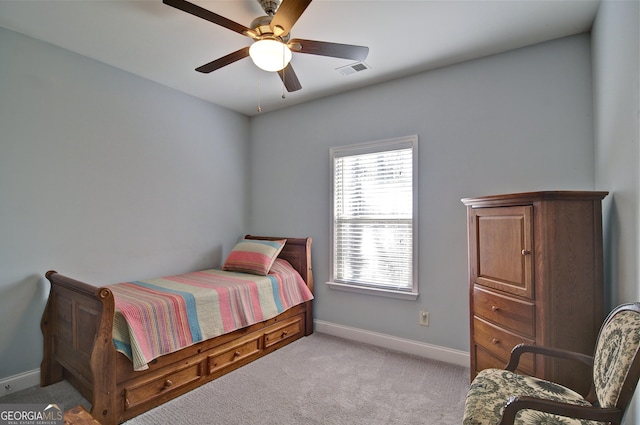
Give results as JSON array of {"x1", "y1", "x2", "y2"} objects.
[{"x1": 330, "y1": 136, "x2": 418, "y2": 299}]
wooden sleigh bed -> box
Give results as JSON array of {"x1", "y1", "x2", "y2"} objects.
[{"x1": 40, "y1": 236, "x2": 313, "y2": 425}]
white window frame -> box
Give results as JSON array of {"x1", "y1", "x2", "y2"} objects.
[{"x1": 328, "y1": 135, "x2": 418, "y2": 300}]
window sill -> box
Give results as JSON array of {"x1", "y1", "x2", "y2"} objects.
[{"x1": 326, "y1": 281, "x2": 419, "y2": 300}]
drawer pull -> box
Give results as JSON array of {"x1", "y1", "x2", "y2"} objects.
[
  {"x1": 521, "y1": 249, "x2": 531, "y2": 256},
  {"x1": 491, "y1": 338, "x2": 500, "y2": 345},
  {"x1": 281, "y1": 330, "x2": 289, "y2": 338},
  {"x1": 491, "y1": 305, "x2": 500, "y2": 312},
  {"x1": 234, "y1": 350, "x2": 241, "y2": 358},
  {"x1": 163, "y1": 379, "x2": 173, "y2": 388}
]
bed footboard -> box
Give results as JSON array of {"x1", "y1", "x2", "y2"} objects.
[{"x1": 41, "y1": 271, "x2": 119, "y2": 424}]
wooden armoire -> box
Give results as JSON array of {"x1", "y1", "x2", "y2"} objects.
[{"x1": 462, "y1": 191, "x2": 608, "y2": 395}]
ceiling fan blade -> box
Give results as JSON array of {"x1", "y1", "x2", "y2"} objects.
[
  {"x1": 163, "y1": 0, "x2": 252, "y2": 36},
  {"x1": 278, "y1": 64, "x2": 302, "y2": 92},
  {"x1": 289, "y1": 38, "x2": 369, "y2": 61},
  {"x1": 270, "y1": 0, "x2": 313, "y2": 37},
  {"x1": 195, "y1": 47, "x2": 250, "y2": 73}
]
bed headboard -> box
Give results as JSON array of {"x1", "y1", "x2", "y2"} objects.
[{"x1": 244, "y1": 235, "x2": 313, "y2": 293}]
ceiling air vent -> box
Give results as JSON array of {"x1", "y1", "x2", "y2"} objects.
[{"x1": 336, "y1": 62, "x2": 371, "y2": 76}]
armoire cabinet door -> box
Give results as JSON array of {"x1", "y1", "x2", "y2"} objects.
[{"x1": 470, "y1": 205, "x2": 533, "y2": 299}]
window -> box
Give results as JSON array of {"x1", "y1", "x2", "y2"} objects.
[{"x1": 328, "y1": 135, "x2": 418, "y2": 300}]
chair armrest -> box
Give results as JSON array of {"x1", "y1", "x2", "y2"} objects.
[
  {"x1": 505, "y1": 344, "x2": 596, "y2": 401},
  {"x1": 498, "y1": 395, "x2": 622, "y2": 425},
  {"x1": 505, "y1": 343, "x2": 594, "y2": 372}
]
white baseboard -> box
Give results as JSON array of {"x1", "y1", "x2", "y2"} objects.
[
  {"x1": 314, "y1": 319, "x2": 470, "y2": 368},
  {"x1": 0, "y1": 369, "x2": 40, "y2": 397}
]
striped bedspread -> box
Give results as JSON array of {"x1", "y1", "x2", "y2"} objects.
[{"x1": 110, "y1": 259, "x2": 313, "y2": 371}]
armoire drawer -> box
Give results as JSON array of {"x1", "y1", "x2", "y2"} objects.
[
  {"x1": 473, "y1": 285, "x2": 535, "y2": 337},
  {"x1": 473, "y1": 316, "x2": 535, "y2": 372},
  {"x1": 475, "y1": 345, "x2": 535, "y2": 377},
  {"x1": 475, "y1": 345, "x2": 508, "y2": 372}
]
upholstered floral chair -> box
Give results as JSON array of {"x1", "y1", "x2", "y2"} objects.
[{"x1": 463, "y1": 302, "x2": 640, "y2": 425}]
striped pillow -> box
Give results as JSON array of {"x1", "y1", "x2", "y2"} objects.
[{"x1": 222, "y1": 239, "x2": 286, "y2": 275}]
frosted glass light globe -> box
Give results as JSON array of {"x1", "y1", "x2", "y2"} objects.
[{"x1": 249, "y1": 39, "x2": 292, "y2": 72}]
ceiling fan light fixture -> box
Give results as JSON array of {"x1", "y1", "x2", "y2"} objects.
[{"x1": 249, "y1": 39, "x2": 292, "y2": 72}]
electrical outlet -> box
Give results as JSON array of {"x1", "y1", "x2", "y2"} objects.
[{"x1": 419, "y1": 310, "x2": 430, "y2": 326}]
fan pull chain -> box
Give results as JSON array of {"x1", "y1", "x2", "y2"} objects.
[
  {"x1": 257, "y1": 71, "x2": 262, "y2": 113},
  {"x1": 281, "y1": 43, "x2": 286, "y2": 99}
]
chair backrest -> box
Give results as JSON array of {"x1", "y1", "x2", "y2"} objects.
[{"x1": 592, "y1": 302, "x2": 640, "y2": 411}]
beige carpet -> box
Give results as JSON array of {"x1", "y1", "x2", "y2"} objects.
[{"x1": 1, "y1": 333, "x2": 470, "y2": 424}]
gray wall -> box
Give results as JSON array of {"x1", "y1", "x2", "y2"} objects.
[
  {"x1": 0, "y1": 27, "x2": 250, "y2": 378},
  {"x1": 592, "y1": 0, "x2": 640, "y2": 422},
  {"x1": 249, "y1": 34, "x2": 596, "y2": 352},
  {"x1": 593, "y1": 0, "x2": 640, "y2": 306}
]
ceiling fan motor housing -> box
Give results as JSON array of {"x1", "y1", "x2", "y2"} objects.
[{"x1": 250, "y1": 15, "x2": 290, "y2": 43}]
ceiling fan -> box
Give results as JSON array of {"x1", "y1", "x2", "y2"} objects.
[{"x1": 163, "y1": 0, "x2": 369, "y2": 92}]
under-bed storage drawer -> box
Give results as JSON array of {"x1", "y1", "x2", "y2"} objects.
[
  {"x1": 123, "y1": 362, "x2": 202, "y2": 410},
  {"x1": 207, "y1": 333, "x2": 263, "y2": 375},
  {"x1": 264, "y1": 315, "x2": 303, "y2": 349}
]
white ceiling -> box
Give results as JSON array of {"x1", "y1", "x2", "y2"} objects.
[{"x1": 0, "y1": 0, "x2": 601, "y2": 116}]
